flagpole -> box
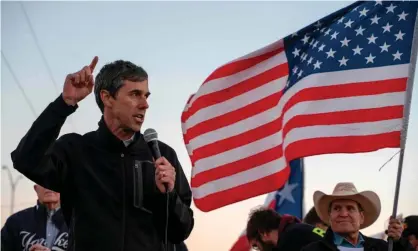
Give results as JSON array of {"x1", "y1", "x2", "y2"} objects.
[
  {"x1": 300, "y1": 158, "x2": 305, "y2": 218},
  {"x1": 388, "y1": 12, "x2": 418, "y2": 251}
]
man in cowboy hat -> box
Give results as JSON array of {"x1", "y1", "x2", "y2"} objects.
[{"x1": 302, "y1": 182, "x2": 414, "y2": 251}]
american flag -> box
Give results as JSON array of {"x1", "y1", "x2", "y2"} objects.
[
  {"x1": 181, "y1": 1, "x2": 418, "y2": 212},
  {"x1": 230, "y1": 159, "x2": 304, "y2": 251}
]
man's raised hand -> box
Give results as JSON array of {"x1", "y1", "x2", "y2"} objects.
[{"x1": 63, "y1": 56, "x2": 99, "y2": 106}]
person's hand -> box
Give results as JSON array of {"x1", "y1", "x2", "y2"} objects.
[
  {"x1": 387, "y1": 217, "x2": 403, "y2": 241},
  {"x1": 29, "y1": 244, "x2": 50, "y2": 251},
  {"x1": 62, "y1": 56, "x2": 99, "y2": 106},
  {"x1": 155, "y1": 157, "x2": 176, "y2": 193}
]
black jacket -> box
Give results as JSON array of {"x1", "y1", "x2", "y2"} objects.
[
  {"x1": 11, "y1": 95, "x2": 194, "y2": 251},
  {"x1": 301, "y1": 228, "x2": 414, "y2": 251},
  {"x1": 1, "y1": 202, "x2": 69, "y2": 251},
  {"x1": 274, "y1": 216, "x2": 324, "y2": 251},
  {"x1": 175, "y1": 242, "x2": 188, "y2": 251}
]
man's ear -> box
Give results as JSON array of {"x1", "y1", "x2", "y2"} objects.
[
  {"x1": 359, "y1": 211, "x2": 365, "y2": 225},
  {"x1": 100, "y1": 90, "x2": 113, "y2": 109}
]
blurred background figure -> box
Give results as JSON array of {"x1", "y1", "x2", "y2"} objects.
[
  {"x1": 402, "y1": 215, "x2": 418, "y2": 250},
  {"x1": 245, "y1": 207, "x2": 323, "y2": 251},
  {"x1": 1, "y1": 184, "x2": 68, "y2": 251},
  {"x1": 303, "y1": 207, "x2": 328, "y2": 231}
]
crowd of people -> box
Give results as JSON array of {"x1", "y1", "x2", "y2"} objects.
[
  {"x1": 246, "y1": 182, "x2": 418, "y2": 251},
  {"x1": 2, "y1": 181, "x2": 417, "y2": 251},
  {"x1": 1, "y1": 58, "x2": 417, "y2": 251}
]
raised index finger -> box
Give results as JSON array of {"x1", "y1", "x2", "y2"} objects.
[{"x1": 89, "y1": 56, "x2": 99, "y2": 71}]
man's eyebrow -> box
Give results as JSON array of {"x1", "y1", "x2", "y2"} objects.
[{"x1": 129, "y1": 89, "x2": 151, "y2": 97}]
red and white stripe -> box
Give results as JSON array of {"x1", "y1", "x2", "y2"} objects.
[{"x1": 181, "y1": 39, "x2": 408, "y2": 212}]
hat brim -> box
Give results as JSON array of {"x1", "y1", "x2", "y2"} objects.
[{"x1": 313, "y1": 190, "x2": 381, "y2": 229}]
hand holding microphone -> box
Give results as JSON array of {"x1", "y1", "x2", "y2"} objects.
[
  {"x1": 155, "y1": 157, "x2": 176, "y2": 193},
  {"x1": 144, "y1": 129, "x2": 174, "y2": 248},
  {"x1": 144, "y1": 128, "x2": 176, "y2": 193}
]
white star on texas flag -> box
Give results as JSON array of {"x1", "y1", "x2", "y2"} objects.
[{"x1": 277, "y1": 181, "x2": 299, "y2": 206}]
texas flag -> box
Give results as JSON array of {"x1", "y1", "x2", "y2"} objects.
[{"x1": 230, "y1": 158, "x2": 304, "y2": 251}]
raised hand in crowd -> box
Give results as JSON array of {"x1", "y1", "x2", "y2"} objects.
[{"x1": 387, "y1": 217, "x2": 404, "y2": 241}]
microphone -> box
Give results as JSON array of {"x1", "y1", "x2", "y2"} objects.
[
  {"x1": 143, "y1": 128, "x2": 167, "y2": 192},
  {"x1": 143, "y1": 128, "x2": 170, "y2": 249}
]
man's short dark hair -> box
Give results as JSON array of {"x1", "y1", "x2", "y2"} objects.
[
  {"x1": 403, "y1": 215, "x2": 418, "y2": 238},
  {"x1": 246, "y1": 207, "x2": 280, "y2": 241},
  {"x1": 94, "y1": 60, "x2": 148, "y2": 112},
  {"x1": 303, "y1": 207, "x2": 325, "y2": 226}
]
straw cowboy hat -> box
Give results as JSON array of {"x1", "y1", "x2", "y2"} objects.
[{"x1": 313, "y1": 182, "x2": 381, "y2": 229}]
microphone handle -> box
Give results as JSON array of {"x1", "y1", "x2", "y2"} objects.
[
  {"x1": 149, "y1": 139, "x2": 170, "y2": 249},
  {"x1": 151, "y1": 141, "x2": 162, "y2": 159},
  {"x1": 151, "y1": 141, "x2": 169, "y2": 192}
]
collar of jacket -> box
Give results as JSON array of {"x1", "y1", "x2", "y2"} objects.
[
  {"x1": 321, "y1": 228, "x2": 375, "y2": 251},
  {"x1": 276, "y1": 214, "x2": 302, "y2": 245},
  {"x1": 334, "y1": 232, "x2": 365, "y2": 247},
  {"x1": 96, "y1": 116, "x2": 151, "y2": 155},
  {"x1": 35, "y1": 201, "x2": 66, "y2": 232}
]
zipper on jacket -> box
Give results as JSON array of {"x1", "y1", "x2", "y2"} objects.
[
  {"x1": 133, "y1": 160, "x2": 143, "y2": 208},
  {"x1": 121, "y1": 152, "x2": 126, "y2": 251},
  {"x1": 133, "y1": 161, "x2": 152, "y2": 214}
]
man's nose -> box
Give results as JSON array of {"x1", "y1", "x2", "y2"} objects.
[
  {"x1": 339, "y1": 209, "x2": 349, "y2": 216},
  {"x1": 139, "y1": 99, "x2": 149, "y2": 109}
]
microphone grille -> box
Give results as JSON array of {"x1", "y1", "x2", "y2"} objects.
[{"x1": 143, "y1": 128, "x2": 158, "y2": 143}]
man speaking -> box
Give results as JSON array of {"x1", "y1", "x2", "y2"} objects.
[{"x1": 11, "y1": 57, "x2": 194, "y2": 251}]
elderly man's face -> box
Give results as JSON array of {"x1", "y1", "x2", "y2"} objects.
[
  {"x1": 34, "y1": 185, "x2": 60, "y2": 204},
  {"x1": 329, "y1": 199, "x2": 364, "y2": 234}
]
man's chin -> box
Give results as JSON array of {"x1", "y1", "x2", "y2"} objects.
[
  {"x1": 132, "y1": 125, "x2": 142, "y2": 132},
  {"x1": 123, "y1": 125, "x2": 141, "y2": 133},
  {"x1": 260, "y1": 241, "x2": 276, "y2": 251}
]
